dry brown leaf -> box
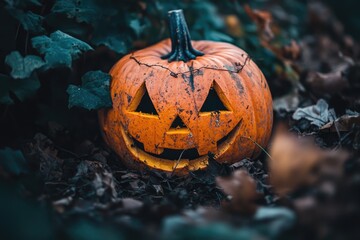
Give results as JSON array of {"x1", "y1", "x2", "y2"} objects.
[
  {"x1": 244, "y1": 4, "x2": 302, "y2": 66},
  {"x1": 320, "y1": 114, "x2": 360, "y2": 132},
  {"x1": 268, "y1": 128, "x2": 323, "y2": 195},
  {"x1": 273, "y1": 89, "x2": 301, "y2": 113},
  {"x1": 306, "y1": 68, "x2": 350, "y2": 95},
  {"x1": 244, "y1": 4, "x2": 274, "y2": 40},
  {"x1": 24, "y1": 133, "x2": 63, "y2": 182},
  {"x1": 282, "y1": 40, "x2": 301, "y2": 60},
  {"x1": 268, "y1": 126, "x2": 348, "y2": 196},
  {"x1": 216, "y1": 170, "x2": 261, "y2": 215}
]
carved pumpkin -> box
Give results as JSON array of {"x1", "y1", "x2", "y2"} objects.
[{"x1": 99, "y1": 10, "x2": 273, "y2": 174}]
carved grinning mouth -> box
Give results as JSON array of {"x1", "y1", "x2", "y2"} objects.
[
  {"x1": 131, "y1": 138, "x2": 200, "y2": 160},
  {"x1": 122, "y1": 79, "x2": 243, "y2": 171},
  {"x1": 121, "y1": 119, "x2": 242, "y2": 164}
]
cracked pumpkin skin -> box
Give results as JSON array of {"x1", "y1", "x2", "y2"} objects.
[{"x1": 99, "y1": 10, "x2": 273, "y2": 174}]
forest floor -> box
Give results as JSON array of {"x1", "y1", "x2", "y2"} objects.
[{"x1": 1, "y1": 0, "x2": 360, "y2": 239}]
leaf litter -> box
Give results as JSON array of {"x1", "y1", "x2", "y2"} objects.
[{"x1": 1, "y1": 0, "x2": 360, "y2": 239}]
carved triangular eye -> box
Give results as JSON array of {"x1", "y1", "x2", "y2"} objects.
[
  {"x1": 128, "y1": 83, "x2": 158, "y2": 115},
  {"x1": 170, "y1": 115, "x2": 187, "y2": 129},
  {"x1": 200, "y1": 81, "x2": 232, "y2": 112}
]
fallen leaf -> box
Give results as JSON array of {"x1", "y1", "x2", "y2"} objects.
[
  {"x1": 320, "y1": 111, "x2": 360, "y2": 132},
  {"x1": 153, "y1": 184, "x2": 164, "y2": 195},
  {"x1": 244, "y1": 4, "x2": 274, "y2": 40},
  {"x1": 216, "y1": 170, "x2": 261, "y2": 215},
  {"x1": 129, "y1": 179, "x2": 146, "y2": 191},
  {"x1": 306, "y1": 68, "x2": 350, "y2": 96},
  {"x1": 273, "y1": 89, "x2": 300, "y2": 113},
  {"x1": 281, "y1": 40, "x2": 301, "y2": 60},
  {"x1": 292, "y1": 99, "x2": 336, "y2": 127},
  {"x1": 268, "y1": 128, "x2": 323, "y2": 195},
  {"x1": 268, "y1": 126, "x2": 348, "y2": 196},
  {"x1": 93, "y1": 172, "x2": 116, "y2": 198},
  {"x1": 24, "y1": 133, "x2": 62, "y2": 181},
  {"x1": 121, "y1": 172, "x2": 140, "y2": 180},
  {"x1": 121, "y1": 198, "x2": 143, "y2": 211},
  {"x1": 52, "y1": 196, "x2": 73, "y2": 213},
  {"x1": 72, "y1": 160, "x2": 117, "y2": 201}
]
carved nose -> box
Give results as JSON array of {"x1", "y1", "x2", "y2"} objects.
[
  {"x1": 170, "y1": 115, "x2": 187, "y2": 130},
  {"x1": 158, "y1": 115, "x2": 196, "y2": 150}
]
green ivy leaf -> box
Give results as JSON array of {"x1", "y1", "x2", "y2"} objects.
[
  {"x1": 90, "y1": 11, "x2": 129, "y2": 53},
  {"x1": 51, "y1": 0, "x2": 98, "y2": 24},
  {"x1": 4, "y1": 0, "x2": 41, "y2": 8},
  {"x1": 31, "y1": 30, "x2": 93, "y2": 69},
  {"x1": 51, "y1": 0, "x2": 117, "y2": 25},
  {"x1": 5, "y1": 51, "x2": 45, "y2": 79},
  {"x1": 0, "y1": 74, "x2": 40, "y2": 104},
  {"x1": 92, "y1": 32, "x2": 128, "y2": 54},
  {"x1": 204, "y1": 30, "x2": 233, "y2": 42},
  {"x1": 67, "y1": 70, "x2": 112, "y2": 110},
  {"x1": 129, "y1": 18, "x2": 149, "y2": 37},
  {"x1": 0, "y1": 147, "x2": 28, "y2": 175},
  {"x1": 6, "y1": 8, "x2": 45, "y2": 34},
  {"x1": 192, "y1": 3, "x2": 224, "y2": 28}
]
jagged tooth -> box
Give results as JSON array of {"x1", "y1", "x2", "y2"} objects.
[
  {"x1": 197, "y1": 141, "x2": 217, "y2": 156},
  {"x1": 144, "y1": 143, "x2": 164, "y2": 155}
]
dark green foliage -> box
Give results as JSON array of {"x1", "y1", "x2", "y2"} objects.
[
  {"x1": 0, "y1": 147, "x2": 28, "y2": 175},
  {"x1": 4, "y1": 0, "x2": 42, "y2": 8},
  {"x1": 162, "y1": 221, "x2": 258, "y2": 240},
  {"x1": 1, "y1": 1, "x2": 360, "y2": 240},
  {"x1": 31, "y1": 30, "x2": 93, "y2": 69},
  {"x1": 162, "y1": 208, "x2": 294, "y2": 240},
  {"x1": 51, "y1": 0, "x2": 101, "y2": 24},
  {"x1": 0, "y1": 184, "x2": 54, "y2": 240},
  {"x1": 91, "y1": 27, "x2": 130, "y2": 54},
  {"x1": 5, "y1": 51, "x2": 45, "y2": 79},
  {"x1": 6, "y1": 8, "x2": 45, "y2": 34},
  {"x1": 64, "y1": 220, "x2": 125, "y2": 240},
  {"x1": 67, "y1": 70, "x2": 112, "y2": 110},
  {"x1": 0, "y1": 73, "x2": 40, "y2": 104}
]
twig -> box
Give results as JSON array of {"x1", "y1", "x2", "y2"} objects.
[
  {"x1": 169, "y1": 149, "x2": 186, "y2": 178},
  {"x1": 240, "y1": 136, "x2": 273, "y2": 161},
  {"x1": 130, "y1": 53, "x2": 251, "y2": 78}
]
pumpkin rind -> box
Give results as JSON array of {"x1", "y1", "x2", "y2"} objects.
[{"x1": 99, "y1": 10, "x2": 273, "y2": 174}]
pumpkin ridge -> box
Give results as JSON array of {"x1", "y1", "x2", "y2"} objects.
[
  {"x1": 128, "y1": 53, "x2": 251, "y2": 78},
  {"x1": 237, "y1": 68, "x2": 258, "y2": 156}
]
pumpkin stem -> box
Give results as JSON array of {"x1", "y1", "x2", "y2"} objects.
[{"x1": 161, "y1": 9, "x2": 204, "y2": 62}]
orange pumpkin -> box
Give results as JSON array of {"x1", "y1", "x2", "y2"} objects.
[{"x1": 99, "y1": 10, "x2": 273, "y2": 174}]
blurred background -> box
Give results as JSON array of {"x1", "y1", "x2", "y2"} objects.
[{"x1": 1, "y1": 0, "x2": 360, "y2": 239}]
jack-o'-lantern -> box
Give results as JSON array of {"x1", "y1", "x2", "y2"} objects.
[{"x1": 99, "y1": 10, "x2": 273, "y2": 174}]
